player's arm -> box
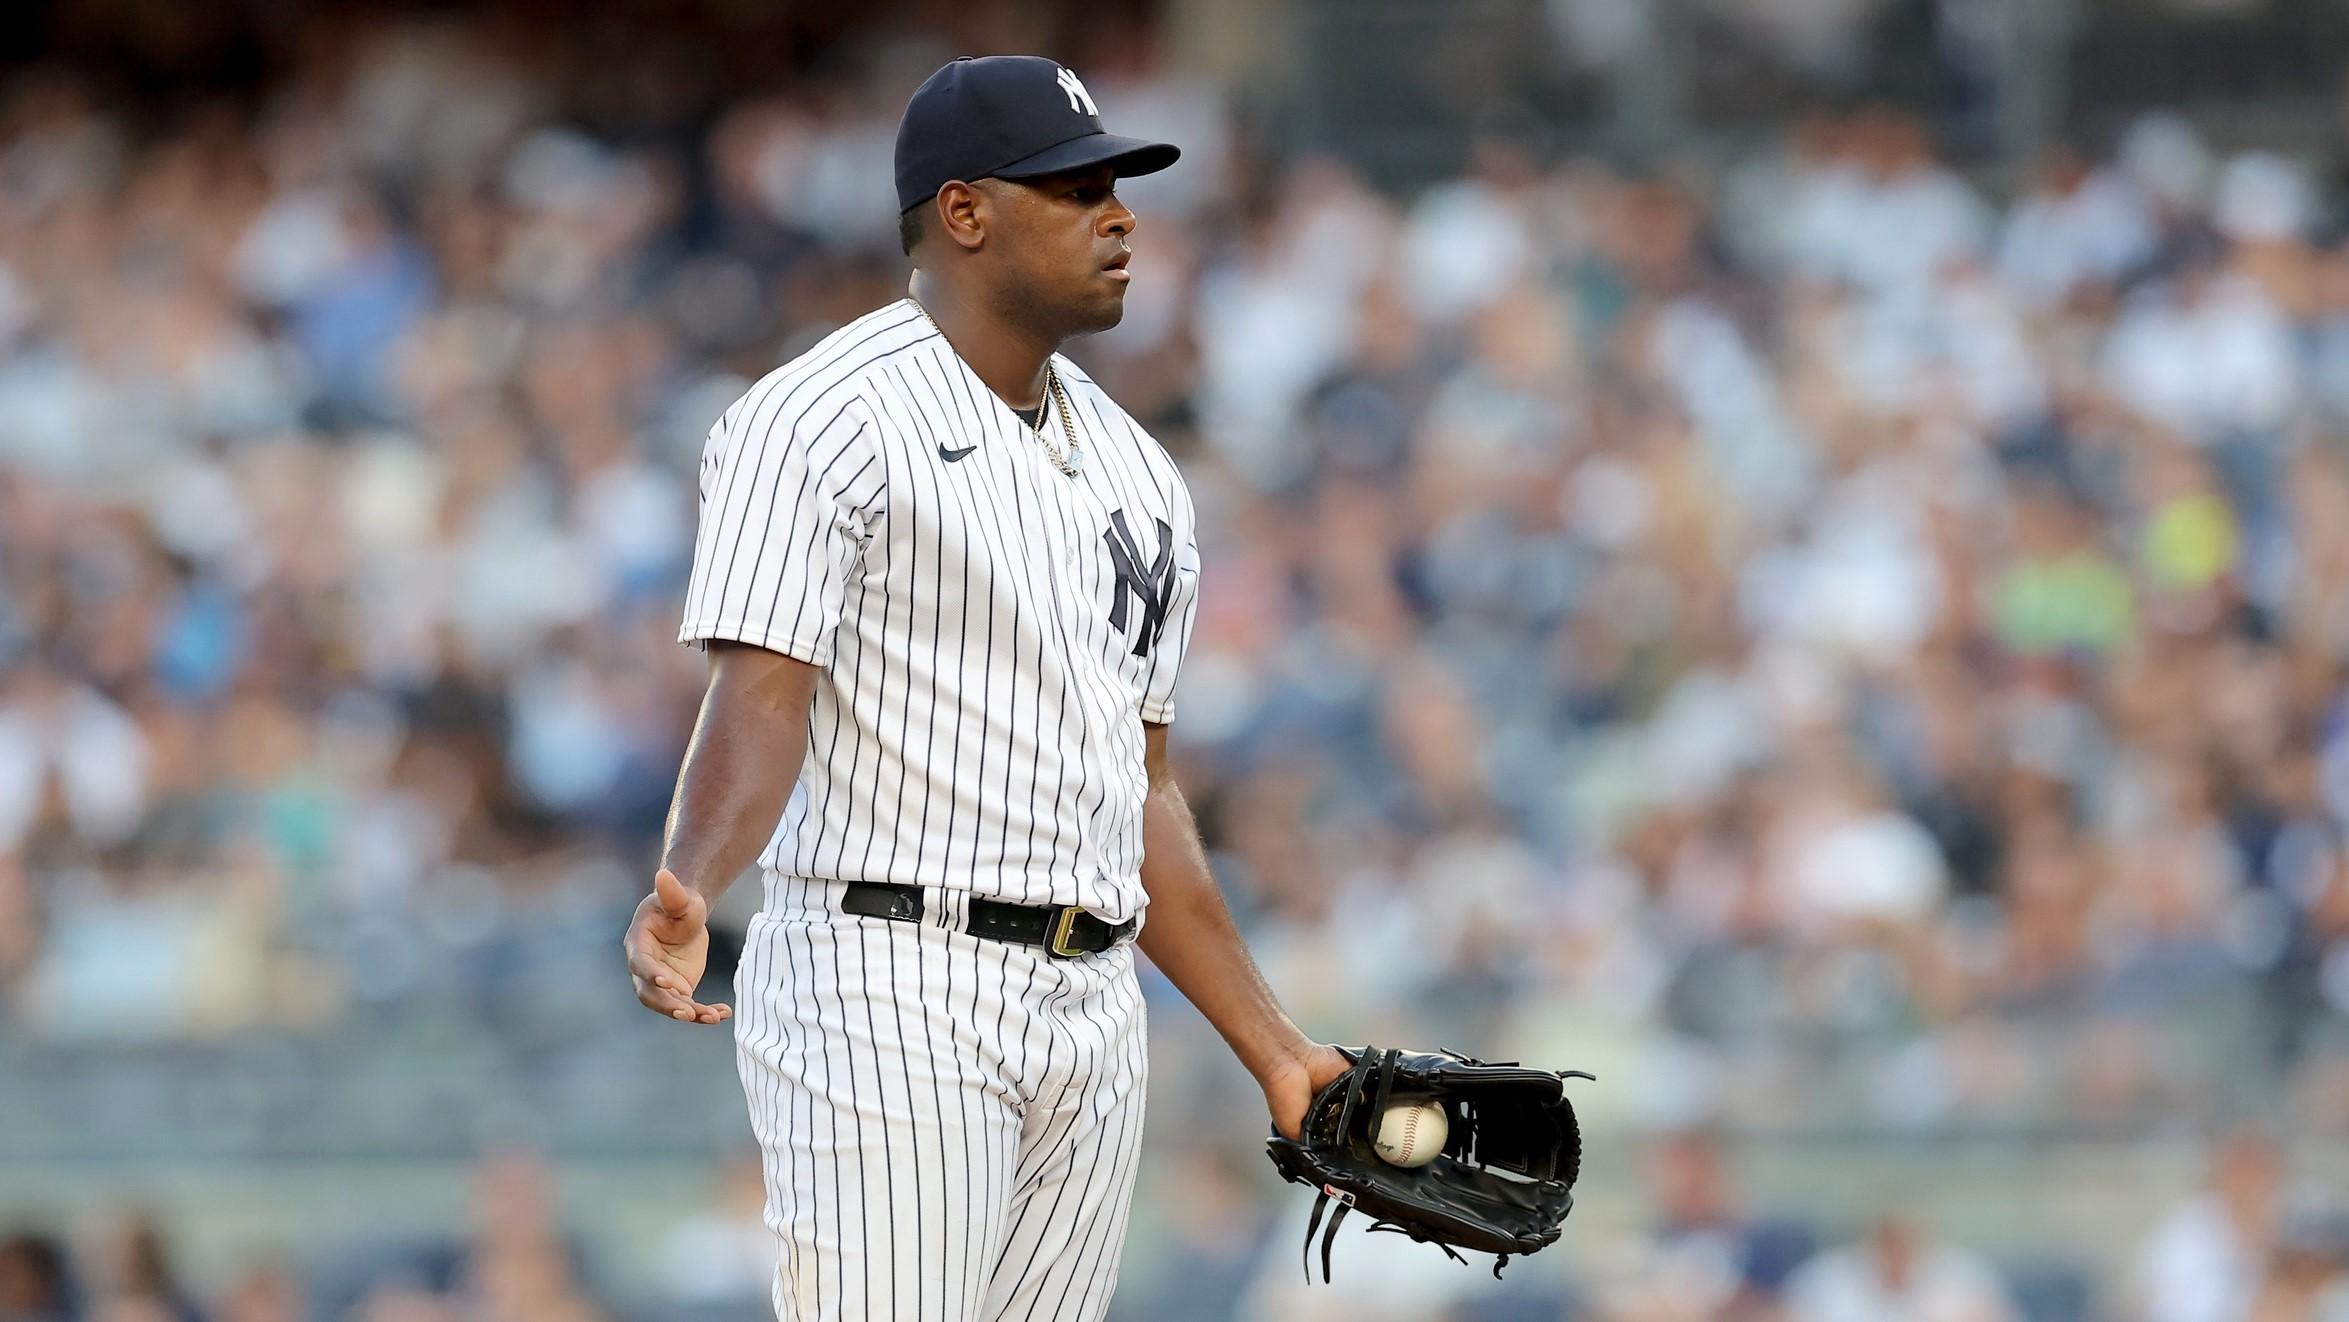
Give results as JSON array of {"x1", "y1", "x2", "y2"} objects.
[
  {"x1": 1136, "y1": 721, "x2": 1349, "y2": 1138},
  {"x1": 624, "y1": 641, "x2": 821, "y2": 1026},
  {"x1": 640, "y1": 385, "x2": 879, "y2": 1026}
]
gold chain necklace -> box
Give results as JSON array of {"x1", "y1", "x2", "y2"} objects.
[{"x1": 910, "y1": 300, "x2": 1083, "y2": 477}]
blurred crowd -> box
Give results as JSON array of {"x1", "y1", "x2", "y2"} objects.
[
  {"x1": 0, "y1": 1151, "x2": 770, "y2": 1322},
  {"x1": 6, "y1": 1131, "x2": 2346, "y2": 1321},
  {"x1": 7, "y1": 5, "x2": 2349, "y2": 1320}
]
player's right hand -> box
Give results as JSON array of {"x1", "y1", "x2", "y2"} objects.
[{"x1": 624, "y1": 868, "x2": 733, "y2": 1026}]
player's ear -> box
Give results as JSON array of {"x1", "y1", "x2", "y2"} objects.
[{"x1": 936, "y1": 180, "x2": 987, "y2": 252}]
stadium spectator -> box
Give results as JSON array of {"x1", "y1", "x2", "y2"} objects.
[
  {"x1": 0, "y1": 1233, "x2": 74, "y2": 1322},
  {"x1": 2134, "y1": 1132, "x2": 2288, "y2": 1322},
  {"x1": 1783, "y1": 1213, "x2": 2018, "y2": 1322},
  {"x1": 83, "y1": 1213, "x2": 201, "y2": 1322}
]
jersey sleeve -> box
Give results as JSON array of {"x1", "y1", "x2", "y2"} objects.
[
  {"x1": 677, "y1": 388, "x2": 885, "y2": 667},
  {"x1": 1137, "y1": 473, "x2": 1200, "y2": 725}
]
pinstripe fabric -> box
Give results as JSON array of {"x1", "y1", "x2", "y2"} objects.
[
  {"x1": 680, "y1": 300, "x2": 1201, "y2": 924},
  {"x1": 736, "y1": 884, "x2": 1148, "y2": 1322},
  {"x1": 681, "y1": 300, "x2": 1193, "y2": 1320}
]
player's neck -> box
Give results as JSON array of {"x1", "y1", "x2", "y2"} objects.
[{"x1": 909, "y1": 275, "x2": 1054, "y2": 412}]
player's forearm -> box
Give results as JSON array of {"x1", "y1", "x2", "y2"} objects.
[
  {"x1": 1135, "y1": 773, "x2": 1315, "y2": 1084},
  {"x1": 659, "y1": 642, "x2": 820, "y2": 902}
]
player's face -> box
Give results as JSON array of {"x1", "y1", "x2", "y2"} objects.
[{"x1": 994, "y1": 166, "x2": 1136, "y2": 335}]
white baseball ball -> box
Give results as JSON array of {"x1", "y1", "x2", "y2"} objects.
[{"x1": 1373, "y1": 1101, "x2": 1448, "y2": 1168}]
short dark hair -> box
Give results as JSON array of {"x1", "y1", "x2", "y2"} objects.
[{"x1": 898, "y1": 204, "x2": 926, "y2": 258}]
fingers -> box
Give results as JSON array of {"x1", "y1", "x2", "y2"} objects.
[
  {"x1": 632, "y1": 974, "x2": 689, "y2": 1018},
  {"x1": 624, "y1": 924, "x2": 730, "y2": 1026},
  {"x1": 626, "y1": 943, "x2": 693, "y2": 1002},
  {"x1": 1272, "y1": 1103, "x2": 1303, "y2": 1143},
  {"x1": 632, "y1": 978, "x2": 732, "y2": 1025},
  {"x1": 633, "y1": 976, "x2": 731, "y2": 1024},
  {"x1": 627, "y1": 961, "x2": 733, "y2": 1025},
  {"x1": 1263, "y1": 1073, "x2": 1311, "y2": 1142}
]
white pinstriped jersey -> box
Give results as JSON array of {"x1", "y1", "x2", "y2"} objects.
[{"x1": 679, "y1": 299, "x2": 1201, "y2": 925}]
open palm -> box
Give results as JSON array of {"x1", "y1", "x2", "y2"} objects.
[{"x1": 623, "y1": 869, "x2": 731, "y2": 1025}]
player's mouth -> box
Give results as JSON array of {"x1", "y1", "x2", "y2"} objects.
[{"x1": 1101, "y1": 250, "x2": 1131, "y2": 283}]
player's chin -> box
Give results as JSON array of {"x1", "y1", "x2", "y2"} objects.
[{"x1": 1072, "y1": 278, "x2": 1129, "y2": 333}]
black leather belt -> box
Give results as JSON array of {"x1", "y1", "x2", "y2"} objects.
[{"x1": 839, "y1": 882, "x2": 1136, "y2": 958}]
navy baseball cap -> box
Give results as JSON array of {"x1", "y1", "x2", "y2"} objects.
[{"x1": 894, "y1": 56, "x2": 1180, "y2": 214}]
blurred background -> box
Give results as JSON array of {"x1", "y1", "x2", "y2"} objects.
[{"x1": 5, "y1": 0, "x2": 2349, "y2": 1318}]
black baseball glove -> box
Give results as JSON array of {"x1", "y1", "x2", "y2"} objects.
[{"x1": 1265, "y1": 1045, "x2": 1591, "y2": 1282}]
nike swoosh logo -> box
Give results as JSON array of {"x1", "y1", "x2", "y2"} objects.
[{"x1": 939, "y1": 443, "x2": 977, "y2": 463}]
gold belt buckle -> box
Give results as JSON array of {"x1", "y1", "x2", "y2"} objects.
[{"x1": 1048, "y1": 906, "x2": 1088, "y2": 958}]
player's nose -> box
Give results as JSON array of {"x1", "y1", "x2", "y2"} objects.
[{"x1": 1100, "y1": 196, "x2": 1136, "y2": 240}]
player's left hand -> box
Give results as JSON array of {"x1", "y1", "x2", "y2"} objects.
[
  {"x1": 1259, "y1": 1041, "x2": 1352, "y2": 1142},
  {"x1": 625, "y1": 868, "x2": 733, "y2": 1026}
]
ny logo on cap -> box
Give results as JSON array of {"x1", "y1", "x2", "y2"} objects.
[{"x1": 1056, "y1": 66, "x2": 1099, "y2": 117}]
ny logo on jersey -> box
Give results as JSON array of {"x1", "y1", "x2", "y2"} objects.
[
  {"x1": 1056, "y1": 66, "x2": 1099, "y2": 118},
  {"x1": 1102, "y1": 509, "x2": 1175, "y2": 659}
]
